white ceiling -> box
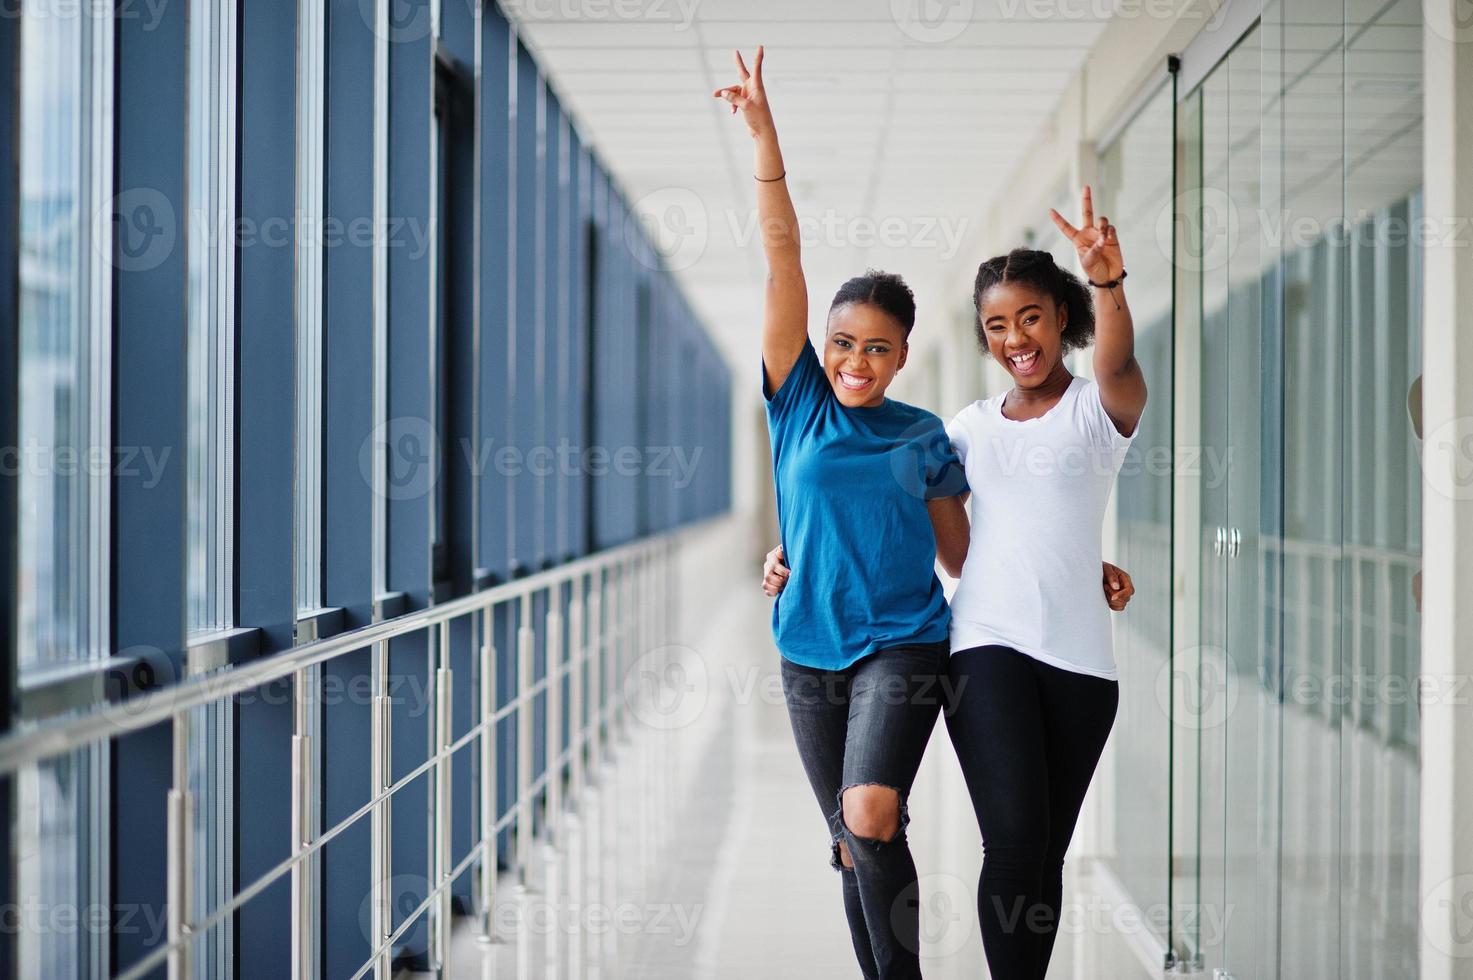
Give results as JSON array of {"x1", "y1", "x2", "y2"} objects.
[{"x1": 507, "y1": 0, "x2": 1110, "y2": 367}]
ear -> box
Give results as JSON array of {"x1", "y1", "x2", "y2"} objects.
[
  {"x1": 897, "y1": 341, "x2": 909, "y2": 371},
  {"x1": 1057, "y1": 301, "x2": 1068, "y2": 332}
]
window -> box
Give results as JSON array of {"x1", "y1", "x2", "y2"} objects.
[
  {"x1": 15, "y1": 2, "x2": 114, "y2": 976},
  {"x1": 186, "y1": 0, "x2": 237, "y2": 634},
  {"x1": 186, "y1": 1, "x2": 238, "y2": 975},
  {"x1": 297, "y1": 0, "x2": 325, "y2": 614}
]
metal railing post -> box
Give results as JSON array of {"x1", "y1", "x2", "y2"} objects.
[
  {"x1": 167, "y1": 709, "x2": 194, "y2": 980},
  {"x1": 589, "y1": 569, "x2": 605, "y2": 773},
  {"x1": 544, "y1": 593, "x2": 563, "y2": 844},
  {"x1": 516, "y1": 592, "x2": 535, "y2": 886},
  {"x1": 542, "y1": 587, "x2": 565, "y2": 973},
  {"x1": 370, "y1": 640, "x2": 392, "y2": 979},
  {"x1": 568, "y1": 575, "x2": 585, "y2": 803},
  {"x1": 432, "y1": 620, "x2": 453, "y2": 973},
  {"x1": 477, "y1": 605, "x2": 498, "y2": 944},
  {"x1": 290, "y1": 667, "x2": 315, "y2": 980}
]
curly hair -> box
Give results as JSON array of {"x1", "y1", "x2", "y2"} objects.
[
  {"x1": 971, "y1": 248, "x2": 1095, "y2": 355},
  {"x1": 829, "y1": 269, "x2": 917, "y2": 337}
]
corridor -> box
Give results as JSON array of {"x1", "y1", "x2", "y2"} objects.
[{"x1": 2, "y1": 0, "x2": 1470, "y2": 977}]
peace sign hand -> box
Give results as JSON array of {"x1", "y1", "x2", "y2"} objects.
[
  {"x1": 1049, "y1": 186, "x2": 1124, "y2": 284},
  {"x1": 712, "y1": 46, "x2": 773, "y2": 139}
]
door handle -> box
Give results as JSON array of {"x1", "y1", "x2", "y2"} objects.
[
  {"x1": 1228, "y1": 527, "x2": 1241, "y2": 558},
  {"x1": 1213, "y1": 526, "x2": 1226, "y2": 557}
]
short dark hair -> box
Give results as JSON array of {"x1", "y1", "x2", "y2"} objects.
[
  {"x1": 972, "y1": 248, "x2": 1095, "y2": 354},
  {"x1": 829, "y1": 269, "x2": 916, "y2": 337}
]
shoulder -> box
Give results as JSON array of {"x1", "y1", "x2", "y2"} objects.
[
  {"x1": 1069, "y1": 376, "x2": 1134, "y2": 446},
  {"x1": 946, "y1": 399, "x2": 989, "y2": 433},
  {"x1": 888, "y1": 399, "x2": 944, "y2": 429}
]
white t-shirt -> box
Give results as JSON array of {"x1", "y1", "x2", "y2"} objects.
[{"x1": 945, "y1": 376, "x2": 1134, "y2": 679}]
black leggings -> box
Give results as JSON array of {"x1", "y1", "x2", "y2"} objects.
[{"x1": 943, "y1": 644, "x2": 1118, "y2": 980}]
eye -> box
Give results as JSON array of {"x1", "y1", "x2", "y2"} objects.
[
  {"x1": 834, "y1": 338, "x2": 851, "y2": 349},
  {"x1": 866, "y1": 345, "x2": 889, "y2": 354},
  {"x1": 1024, "y1": 315, "x2": 1039, "y2": 325}
]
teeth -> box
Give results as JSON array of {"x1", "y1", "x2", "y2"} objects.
[
  {"x1": 838, "y1": 372, "x2": 871, "y2": 389},
  {"x1": 1009, "y1": 351, "x2": 1038, "y2": 367}
]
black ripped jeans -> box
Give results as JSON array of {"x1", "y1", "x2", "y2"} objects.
[
  {"x1": 780, "y1": 640, "x2": 952, "y2": 980},
  {"x1": 944, "y1": 644, "x2": 1119, "y2": 980}
]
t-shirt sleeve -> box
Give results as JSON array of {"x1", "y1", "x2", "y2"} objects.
[
  {"x1": 1080, "y1": 379, "x2": 1136, "y2": 457},
  {"x1": 944, "y1": 407, "x2": 973, "y2": 466},
  {"x1": 763, "y1": 339, "x2": 826, "y2": 421},
  {"x1": 922, "y1": 414, "x2": 969, "y2": 500}
]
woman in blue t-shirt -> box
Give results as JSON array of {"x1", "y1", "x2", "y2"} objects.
[{"x1": 714, "y1": 50, "x2": 1134, "y2": 980}]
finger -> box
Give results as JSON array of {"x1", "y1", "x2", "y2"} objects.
[
  {"x1": 775, "y1": 566, "x2": 790, "y2": 579},
  {"x1": 1048, "y1": 208, "x2": 1079, "y2": 239},
  {"x1": 753, "y1": 44, "x2": 765, "y2": 83},
  {"x1": 734, "y1": 48, "x2": 750, "y2": 81},
  {"x1": 1081, "y1": 185, "x2": 1094, "y2": 229},
  {"x1": 1097, "y1": 215, "x2": 1109, "y2": 234}
]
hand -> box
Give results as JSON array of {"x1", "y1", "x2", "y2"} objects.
[
  {"x1": 762, "y1": 545, "x2": 790, "y2": 597},
  {"x1": 1049, "y1": 186, "x2": 1124, "y2": 285},
  {"x1": 712, "y1": 46, "x2": 773, "y2": 141},
  {"x1": 1103, "y1": 561, "x2": 1135, "y2": 612}
]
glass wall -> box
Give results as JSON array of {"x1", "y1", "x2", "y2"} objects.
[
  {"x1": 5, "y1": 2, "x2": 734, "y2": 975},
  {"x1": 14, "y1": 1, "x2": 112, "y2": 976},
  {"x1": 1166, "y1": 0, "x2": 1424, "y2": 974},
  {"x1": 1095, "y1": 79, "x2": 1176, "y2": 953}
]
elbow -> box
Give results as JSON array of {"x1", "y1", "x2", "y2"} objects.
[{"x1": 938, "y1": 544, "x2": 968, "y2": 579}]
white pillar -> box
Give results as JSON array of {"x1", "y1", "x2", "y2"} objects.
[{"x1": 1419, "y1": 5, "x2": 1473, "y2": 978}]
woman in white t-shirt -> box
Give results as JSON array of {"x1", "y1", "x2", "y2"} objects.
[{"x1": 937, "y1": 191, "x2": 1148, "y2": 979}]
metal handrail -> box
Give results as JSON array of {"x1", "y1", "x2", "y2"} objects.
[
  {"x1": 0, "y1": 524, "x2": 687, "y2": 776},
  {"x1": 3, "y1": 516, "x2": 703, "y2": 979}
]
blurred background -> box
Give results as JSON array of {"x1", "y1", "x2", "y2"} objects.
[{"x1": 2, "y1": 0, "x2": 1471, "y2": 977}]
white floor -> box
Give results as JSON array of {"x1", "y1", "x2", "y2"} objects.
[{"x1": 439, "y1": 558, "x2": 1160, "y2": 979}]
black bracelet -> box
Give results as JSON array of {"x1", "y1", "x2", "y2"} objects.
[
  {"x1": 755, "y1": 171, "x2": 786, "y2": 182},
  {"x1": 1088, "y1": 269, "x2": 1127, "y2": 289}
]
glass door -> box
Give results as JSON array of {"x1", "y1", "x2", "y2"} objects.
[{"x1": 1174, "y1": 23, "x2": 1282, "y2": 978}]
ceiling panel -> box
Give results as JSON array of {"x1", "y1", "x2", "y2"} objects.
[{"x1": 511, "y1": 2, "x2": 1110, "y2": 365}]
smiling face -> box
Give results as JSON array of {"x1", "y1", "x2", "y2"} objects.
[
  {"x1": 979, "y1": 281, "x2": 1069, "y2": 388},
  {"x1": 823, "y1": 301, "x2": 909, "y2": 408}
]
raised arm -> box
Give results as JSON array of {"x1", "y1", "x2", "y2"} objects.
[
  {"x1": 1049, "y1": 186, "x2": 1147, "y2": 436},
  {"x1": 713, "y1": 47, "x2": 808, "y2": 394}
]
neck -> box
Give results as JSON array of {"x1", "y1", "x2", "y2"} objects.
[{"x1": 1009, "y1": 361, "x2": 1073, "y2": 404}]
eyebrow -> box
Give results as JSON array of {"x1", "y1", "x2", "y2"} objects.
[
  {"x1": 984, "y1": 304, "x2": 1042, "y2": 325},
  {"x1": 831, "y1": 331, "x2": 895, "y2": 344}
]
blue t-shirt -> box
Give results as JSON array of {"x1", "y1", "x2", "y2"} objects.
[{"x1": 764, "y1": 341, "x2": 967, "y2": 670}]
